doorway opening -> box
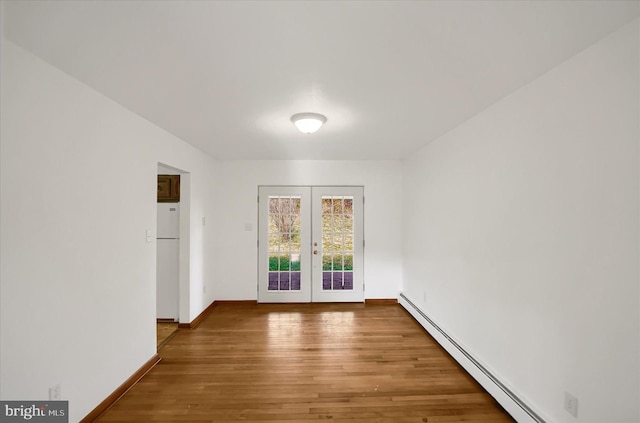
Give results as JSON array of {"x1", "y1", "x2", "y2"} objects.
[{"x1": 156, "y1": 163, "x2": 190, "y2": 348}]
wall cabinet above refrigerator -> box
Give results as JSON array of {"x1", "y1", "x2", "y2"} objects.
[{"x1": 157, "y1": 175, "x2": 180, "y2": 202}]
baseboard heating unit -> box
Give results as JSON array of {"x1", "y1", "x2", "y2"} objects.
[{"x1": 398, "y1": 292, "x2": 545, "y2": 423}]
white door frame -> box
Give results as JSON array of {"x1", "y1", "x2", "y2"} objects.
[{"x1": 258, "y1": 185, "x2": 364, "y2": 303}]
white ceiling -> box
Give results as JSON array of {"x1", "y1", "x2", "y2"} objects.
[{"x1": 3, "y1": 1, "x2": 639, "y2": 160}]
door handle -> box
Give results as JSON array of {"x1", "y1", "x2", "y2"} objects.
[{"x1": 313, "y1": 250, "x2": 318, "y2": 255}]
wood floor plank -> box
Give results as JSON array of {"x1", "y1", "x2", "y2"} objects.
[
  {"x1": 96, "y1": 303, "x2": 513, "y2": 422},
  {"x1": 157, "y1": 322, "x2": 178, "y2": 349}
]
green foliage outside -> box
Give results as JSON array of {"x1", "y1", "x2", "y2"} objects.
[
  {"x1": 322, "y1": 254, "x2": 353, "y2": 271},
  {"x1": 269, "y1": 255, "x2": 353, "y2": 271},
  {"x1": 269, "y1": 255, "x2": 301, "y2": 271}
]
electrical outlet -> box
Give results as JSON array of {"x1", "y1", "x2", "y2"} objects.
[
  {"x1": 564, "y1": 392, "x2": 578, "y2": 418},
  {"x1": 49, "y1": 384, "x2": 61, "y2": 400}
]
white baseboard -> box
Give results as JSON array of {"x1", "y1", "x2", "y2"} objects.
[{"x1": 398, "y1": 292, "x2": 545, "y2": 423}]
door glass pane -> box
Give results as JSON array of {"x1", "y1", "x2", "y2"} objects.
[
  {"x1": 333, "y1": 197, "x2": 343, "y2": 214},
  {"x1": 344, "y1": 233, "x2": 354, "y2": 252},
  {"x1": 322, "y1": 254, "x2": 332, "y2": 271},
  {"x1": 322, "y1": 198, "x2": 332, "y2": 213},
  {"x1": 268, "y1": 234, "x2": 280, "y2": 253},
  {"x1": 344, "y1": 198, "x2": 353, "y2": 213},
  {"x1": 290, "y1": 253, "x2": 301, "y2": 271},
  {"x1": 322, "y1": 233, "x2": 333, "y2": 252},
  {"x1": 344, "y1": 254, "x2": 353, "y2": 270},
  {"x1": 343, "y1": 215, "x2": 353, "y2": 232},
  {"x1": 321, "y1": 196, "x2": 354, "y2": 291},
  {"x1": 268, "y1": 196, "x2": 302, "y2": 291}
]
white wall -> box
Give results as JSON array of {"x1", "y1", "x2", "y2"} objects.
[
  {"x1": 0, "y1": 40, "x2": 218, "y2": 421},
  {"x1": 214, "y1": 160, "x2": 403, "y2": 301},
  {"x1": 402, "y1": 20, "x2": 639, "y2": 423}
]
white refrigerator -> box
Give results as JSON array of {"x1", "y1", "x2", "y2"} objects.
[{"x1": 157, "y1": 203, "x2": 179, "y2": 321}]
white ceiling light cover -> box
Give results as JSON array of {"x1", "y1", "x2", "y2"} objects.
[{"x1": 291, "y1": 113, "x2": 327, "y2": 134}]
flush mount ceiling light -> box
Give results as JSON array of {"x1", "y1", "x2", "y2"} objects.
[{"x1": 291, "y1": 112, "x2": 327, "y2": 134}]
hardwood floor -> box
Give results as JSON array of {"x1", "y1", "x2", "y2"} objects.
[
  {"x1": 156, "y1": 322, "x2": 179, "y2": 349},
  {"x1": 99, "y1": 303, "x2": 513, "y2": 422}
]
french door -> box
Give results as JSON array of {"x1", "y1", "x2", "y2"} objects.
[{"x1": 258, "y1": 186, "x2": 364, "y2": 303}]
